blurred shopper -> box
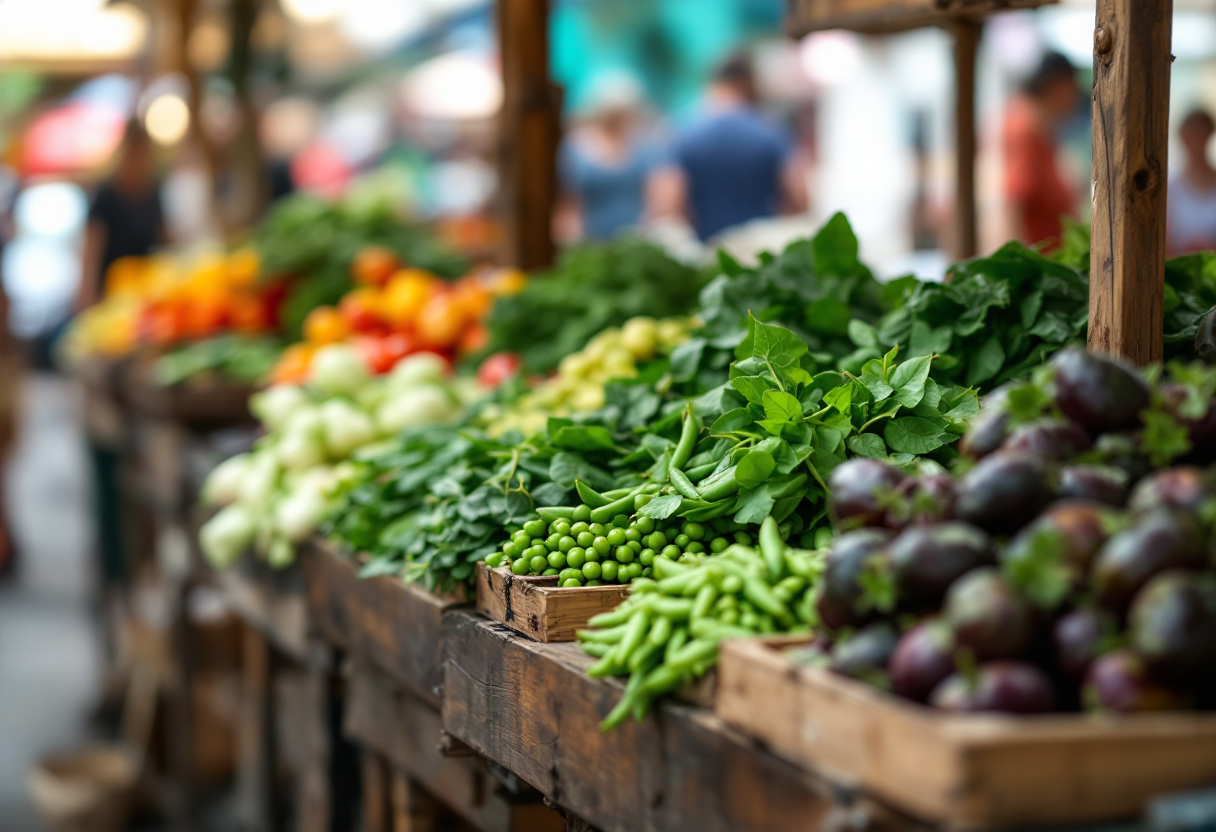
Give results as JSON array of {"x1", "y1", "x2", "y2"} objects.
[
  {"x1": 1002, "y1": 51, "x2": 1081, "y2": 249},
  {"x1": 1168, "y1": 108, "x2": 1216, "y2": 255},
  {"x1": 78, "y1": 121, "x2": 165, "y2": 311},
  {"x1": 556, "y1": 75, "x2": 658, "y2": 242},
  {"x1": 651, "y1": 52, "x2": 806, "y2": 241}
]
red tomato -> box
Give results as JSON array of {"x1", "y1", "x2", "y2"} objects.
[
  {"x1": 353, "y1": 333, "x2": 415, "y2": 375},
  {"x1": 340, "y1": 289, "x2": 386, "y2": 334},
  {"x1": 477, "y1": 351, "x2": 522, "y2": 388}
]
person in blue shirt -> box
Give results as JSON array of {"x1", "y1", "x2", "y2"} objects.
[
  {"x1": 555, "y1": 74, "x2": 660, "y2": 242},
  {"x1": 652, "y1": 53, "x2": 807, "y2": 241}
]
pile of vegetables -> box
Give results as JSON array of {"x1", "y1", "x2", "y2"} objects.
[
  {"x1": 199, "y1": 347, "x2": 465, "y2": 568},
  {"x1": 579, "y1": 518, "x2": 820, "y2": 729},
  {"x1": 804, "y1": 349, "x2": 1216, "y2": 715},
  {"x1": 154, "y1": 335, "x2": 282, "y2": 387}
]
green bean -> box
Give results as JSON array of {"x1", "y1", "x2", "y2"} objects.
[
  {"x1": 647, "y1": 615, "x2": 673, "y2": 646},
  {"x1": 600, "y1": 668, "x2": 648, "y2": 731},
  {"x1": 614, "y1": 608, "x2": 651, "y2": 667},
  {"x1": 628, "y1": 639, "x2": 664, "y2": 673},
  {"x1": 691, "y1": 583, "x2": 718, "y2": 619},
  {"x1": 743, "y1": 577, "x2": 794, "y2": 626},
  {"x1": 639, "y1": 663, "x2": 689, "y2": 696},
  {"x1": 679, "y1": 498, "x2": 736, "y2": 522},
  {"x1": 684, "y1": 461, "x2": 719, "y2": 484},
  {"x1": 576, "y1": 624, "x2": 629, "y2": 644},
  {"x1": 759, "y1": 517, "x2": 786, "y2": 582},
  {"x1": 589, "y1": 490, "x2": 641, "y2": 524},
  {"x1": 536, "y1": 506, "x2": 576, "y2": 522},
  {"x1": 652, "y1": 556, "x2": 689, "y2": 580},
  {"x1": 602, "y1": 487, "x2": 634, "y2": 500},
  {"x1": 586, "y1": 604, "x2": 634, "y2": 628},
  {"x1": 666, "y1": 638, "x2": 718, "y2": 672},
  {"x1": 671, "y1": 406, "x2": 701, "y2": 471},
  {"x1": 664, "y1": 625, "x2": 688, "y2": 662},
  {"x1": 575, "y1": 480, "x2": 610, "y2": 508},
  {"x1": 697, "y1": 467, "x2": 740, "y2": 502},
  {"x1": 646, "y1": 596, "x2": 695, "y2": 619},
  {"x1": 581, "y1": 642, "x2": 612, "y2": 658},
  {"x1": 668, "y1": 467, "x2": 700, "y2": 500}
]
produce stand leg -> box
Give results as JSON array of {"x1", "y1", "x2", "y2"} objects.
[
  {"x1": 953, "y1": 19, "x2": 981, "y2": 260},
  {"x1": 362, "y1": 753, "x2": 395, "y2": 832},
  {"x1": 296, "y1": 642, "x2": 360, "y2": 832},
  {"x1": 165, "y1": 576, "x2": 198, "y2": 832},
  {"x1": 1088, "y1": 0, "x2": 1173, "y2": 363},
  {"x1": 240, "y1": 625, "x2": 282, "y2": 832}
]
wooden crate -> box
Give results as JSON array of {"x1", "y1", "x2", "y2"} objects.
[
  {"x1": 216, "y1": 554, "x2": 308, "y2": 661},
  {"x1": 475, "y1": 563, "x2": 630, "y2": 643},
  {"x1": 301, "y1": 539, "x2": 466, "y2": 706},
  {"x1": 716, "y1": 637, "x2": 1216, "y2": 830},
  {"x1": 441, "y1": 611, "x2": 837, "y2": 832},
  {"x1": 124, "y1": 364, "x2": 256, "y2": 429}
]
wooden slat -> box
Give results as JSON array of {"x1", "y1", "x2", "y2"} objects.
[
  {"x1": 716, "y1": 637, "x2": 1216, "y2": 829},
  {"x1": 474, "y1": 564, "x2": 630, "y2": 643},
  {"x1": 785, "y1": 0, "x2": 1056, "y2": 36},
  {"x1": 237, "y1": 626, "x2": 279, "y2": 832},
  {"x1": 497, "y1": 0, "x2": 561, "y2": 270},
  {"x1": 217, "y1": 554, "x2": 308, "y2": 661},
  {"x1": 953, "y1": 19, "x2": 981, "y2": 260},
  {"x1": 345, "y1": 662, "x2": 564, "y2": 832},
  {"x1": 1088, "y1": 0, "x2": 1174, "y2": 364},
  {"x1": 440, "y1": 612, "x2": 835, "y2": 832},
  {"x1": 302, "y1": 541, "x2": 465, "y2": 706}
]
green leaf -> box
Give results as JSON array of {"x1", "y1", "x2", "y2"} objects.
[
  {"x1": 749, "y1": 316, "x2": 809, "y2": 367},
  {"x1": 965, "y1": 337, "x2": 1005, "y2": 387},
  {"x1": 1003, "y1": 382, "x2": 1050, "y2": 424},
  {"x1": 762, "y1": 389, "x2": 804, "y2": 424},
  {"x1": 640, "y1": 494, "x2": 683, "y2": 520},
  {"x1": 1003, "y1": 526, "x2": 1074, "y2": 610},
  {"x1": 848, "y1": 319, "x2": 878, "y2": 348},
  {"x1": 1019, "y1": 290, "x2": 1044, "y2": 329},
  {"x1": 731, "y1": 375, "x2": 772, "y2": 406},
  {"x1": 889, "y1": 355, "x2": 933, "y2": 409},
  {"x1": 884, "y1": 417, "x2": 954, "y2": 455},
  {"x1": 847, "y1": 433, "x2": 888, "y2": 460},
  {"x1": 815, "y1": 427, "x2": 843, "y2": 455},
  {"x1": 737, "y1": 450, "x2": 777, "y2": 489},
  {"x1": 550, "y1": 425, "x2": 616, "y2": 452},
  {"x1": 823, "y1": 384, "x2": 853, "y2": 413},
  {"x1": 1141, "y1": 409, "x2": 1192, "y2": 467},
  {"x1": 710, "y1": 408, "x2": 753, "y2": 434},
  {"x1": 861, "y1": 363, "x2": 894, "y2": 402},
  {"x1": 732, "y1": 486, "x2": 776, "y2": 525},
  {"x1": 805, "y1": 296, "x2": 852, "y2": 337},
  {"x1": 908, "y1": 321, "x2": 953, "y2": 357},
  {"x1": 717, "y1": 248, "x2": 745, "y2": 277},
  {"x1": 669, "y1": 338, "x2": 706, "y2": 382},
  {"x1": 811, "y1": 211, "x2": 861, "y2": 278},
  {"x1": 549, "y1": 453, "x2": 614, "y2": 490}
]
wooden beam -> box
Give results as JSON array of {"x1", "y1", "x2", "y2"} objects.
[
  {"x1": 953, "y1": 19, "x2": 981, "y2": 260},
  {"x1": 1088, "y1": 0, "x2": 1173, "y2": 364},
  {"x1": 786, "y1": 0, "x2": 1056, "y2": 36},
  {"x1": 498, "y1": 0, "x2": 561, "y2": 270}
]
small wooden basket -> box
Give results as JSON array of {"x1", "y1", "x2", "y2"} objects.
[
  {"x1": 28, "y1": 746, "x2": 138, "y2": 832},
  {"x1": 475, "y1": 563, "x2": 630, "y2": 642},
  {"x1": 716, "y1": 636, "x2": 1216, "y2": 830}
]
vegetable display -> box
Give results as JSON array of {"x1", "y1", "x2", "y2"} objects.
[
  {"x1": 199, "y1": 349, "x2": 464, "y2": 568},
  {"x1": 806, "y1": 349, "x2": 1216, "y2": 716},
  {"x1": 578, "y1": 517, "x2": 820, "y2": 728}
]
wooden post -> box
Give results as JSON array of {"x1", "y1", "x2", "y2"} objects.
[
  {"x1": 497, "y1": 0, "x2": 561, "y2": 270},
  {"x1": 1089, "y1": 0, "x2": 1173, "y2": 364},
  {"x1": 953, "y1": 19, "x2": 981, "y2": 260}
]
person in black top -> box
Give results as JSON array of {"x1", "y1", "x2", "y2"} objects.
[{"x1": 78, "y1": 120, "x2": 166, "y2": 311}]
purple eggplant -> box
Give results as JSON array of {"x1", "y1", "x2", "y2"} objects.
[
  {"x1": 943, "y1": 567, "x2": 1038, "y2": 660},
  {"x1": 960, "y1": 408, "x2": 1011, "y2": 460},
  {"x1": 890, "y1": 619, "x2": 957, "y2": 703},
  {"x1": 930, "y1": 661, "x2": 1057, "y2": 715},
  {"x1": 828, "y1": 621, "x2": 899, "y2": 685},
  {"x1": 1052, "y1": 348, "x2": 1151, "y2": 436},
  {"x1": 828, "y1": 458, "x2": 907, "y2": 530},
  {"x1": 1128, "y1": 467, "x2": 1216, "y2": 515},
  {"x1": 1092, "y1": 509, "x2": 1206, "y2": 611},
  {"x1": 815, "y1": 529, "x2": 894, "y2": 631},
  {"x1": 1082, "y1": 649, "x2": 1189, "y2": 713},
  {"x1": 884, "y1": 472, "x2": 957, "y2": 530},
  {"x1": 1053, "y1": 606, "x2": 1111, "y2": 679},
  {"x1": 1129, "y1": 570, "x2": 1216, "y2": 682},
  {"x1": 1001, "y1": 418, "x2": 1092, "y2": 459},
  {"x1": 954, "y1": 451, "x2": 1053, "y2": 535},
  {"x1": 1056, "y1": 465, "x2": 1130, "y2": 507},
  {"x1": 888, "y1": 522, "x2": 995, "y2": 611}
]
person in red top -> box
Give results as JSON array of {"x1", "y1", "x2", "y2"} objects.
[{"x1": 1002, "y1": 52, "x2": 1082, "y2": 250}]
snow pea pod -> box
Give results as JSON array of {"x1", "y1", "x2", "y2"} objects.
[
  {"x1": 668, "y1": 468, "x2": 700, "y2": 500},
  {"x1": 589, "y1": 490, "x2": 642, "y2": 524},
  {"x1": 536, "y1": 506, "x2": 576, "y2": 522},
  {"x1": 671, "y1": 406, "x2": 701, "y2": 471},
  {"x1": 575, "y1": 480, "x2": 611, "y2": 508},
  {"x1": 697, "y1": 467, "x2": 740, "y2": 502}
]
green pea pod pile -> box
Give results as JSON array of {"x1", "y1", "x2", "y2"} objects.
[{"x1": 578, "y1": 517, "x2": 824, "y2": 730}]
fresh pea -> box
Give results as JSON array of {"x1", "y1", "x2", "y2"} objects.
[
  {"x1": 646, "y1": 531, "x2": 668, "y2": 551},
  {"x1": 684, "y1": 461, "x2": 718, "y2": 483},
  {"x1": 697, "y1": 467, "x2": 740, "y2": 502},
  {"x1": 547, "y1": 551, "x2": 568, "y2": 569},
  {"x1": 529, "y1": 555, "x2": 549, "y2": 573},
  {"x1": 588, "y1": 522, "x2": 606, "y2": 536},
  {"x1": 562, "y1": 577, "x2": 584, "y2": 588},
  {"x1": 670, "y1": 405, "x2": 701, "y2": 471},
  {"x1": 602, "y1": 487, "x2": 634, "y2": 500},
  {"x1": 583, "y1": 547, "x2": 602, "y2": 563},
  {"x1": 685, "y1": 541, "x2": 705, "y2": 555},
  {"x1": 511, "y1": 558, "x2": 530, "y2": 576},
  {"x1": 576, "y1": 531, "x2": 595, "y2": 548},
  {"x1": 545, "y1": 533, "x2": 562, "y2": 550},
  {"x1": 638, "y1": 548, "x2": 656, "y2": 567},
  {"x1": 551, "y1": 520, "x2": 572, "y2": 537},
  {"x1": 582, "y1": 561, "x2": 602, "y2": 580},
  {"x1": 683, "y1": 522, "x2": 705, "y2": 541},
  {"x1": 523, "y1": 519, "x2": 545, "y2": 538},
  {"x1": 589, "y1": 491, "x2": 640, "y2": 525},
  {"x1": 558, "y1": 535, "x2": 576, "y2": 553},
  {"x1": 528, "y1": 544, "x2": 548, "y2": 560},
  {"x1": 586, "y1": 579, "x2": 604, "y2": 586},
  {"x1": 624, "y1": 528, "x2": 641, "y2": 544},
  {"x1": 642, "y1": 567, "x2": 653, "y2": 578},
  {"x1": 606, "y1": 527, "x2": 626, "y2": 547},
  {"x1": 486, "y1": 553, "x2": 505, "y2": 568},
  {"x1": 674, "y1": 533, "x2": 691, "y2": 548},
  {"x1": 501, "y1": 542, "x2": 519, "y2": 559},
  {"x1": 543, "y1": 568, "x2": 559, "y2": 576},
  {"x1": 570, "y1": 521, "x2": 590, "y2": 537},
  {"x1": 592, "y1": 536, "x2": 611, "y2": 556},
  {"x1": 633, "y1": 516, "x2": 655, "y2": 535},
  {"x1": 601, "y1": 560, "x2": 619, "y2": 582},
  {"x1": 627, "y1": 540, "x2": 642, "y2": 554},
  {"x1": 709, "y1": 537, "x2": 729, "y2": 553},
  {"x1": 660, "y1": 544, "x2": 681, "y2": 560},
  {"x1": 634, "y1": 493, "x2": 653, "y2": 510},
  {"x1": 616, "y1": 546, "x2": 636, "y2": 564},
  {"x1": 612, "y1": 514, "x2": 630, "y2": 528},
  {"x1": 733, "y1": 532, "x2": 752, "y2": 546},
  {"x1": 668, "y1": 468, "x2": 701, "y2": 500},
  {"x1": 512, "y1": 530, "x2": 530, "y2": 546},
  {"x1": 530, "y1": 538, "x2": 547, "y2": 549},
  {"x1": 620, "y1": 563, "x2": 644, "y2": 582},
  {"x1": 566, "y1": 548, "x2": 586, "y2": 569},
  {"x1": 560, "y1": 568, "x2": 581, "y2": 582},
  {"x1": 572, "y1": 504, "x2": 592, "y2": 522}
]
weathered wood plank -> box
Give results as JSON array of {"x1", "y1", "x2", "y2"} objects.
[
  {"x1": 1089, "y1": 0, "x2": 1173, "y2": 364},
  {"x1": 953, "y1": 19, "x2": 981, "y2": 260},
  {"x1": 238, "y1": 625, "x2": 279, "y2": 832},
  {"x1": 475, "y1": 564, "x2": 630, "y2": 643},
  {"x1": 440, "y1": 612, "x2": 834, "y2": 832},
  {"x1": 302, "y1": 541, "x2": 465, "y2": 706},
  {"x1": 345, "y1": 662, "x2": 565, "y2": 832},
  {"x1": 785, "y1": 0, "x2": 1056, "y2": 36},
  {"x1": 217, "y1": 555, "x2": 308, "y2": 662},
  {"x1": 717, "y1": 637, "x2": 1216, "y2": 829}
]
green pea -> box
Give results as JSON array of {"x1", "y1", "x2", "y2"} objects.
[
  {"x1": 642, "y1": 567, "x2": 653, "y2": 578},
  {"x1": 734, "y1": 532, "x2": 753, "y2": 546},
  {"x1": 720, "y1": 608, "x2": 740, "y2": 625},
  {"x1": 646, "y1": 531, "x2": 668, "y2": 551},
  {"x1": 740, "y1": 611, "x2": 760, "y2": 629},
  {"x1": 638, "y1": 548, "x2": 656, "y2": 567},
  {"x1": 683, "y1": 522, "x2": 705, "y2": 541},
  {"x1": 586, "y1": 580, "x2": 604, "y2": 586},
  {"x1": 502, "y1": 541, "x2": 519, "y2": 559},
  {"x1": 529, "y1": 555, "x2": 549, "y2": 573},
  {"x1": 485, "y1": 553, "x2": 504, "y2": 568},
  {"x1": 547, "y1": 551, "x2": 568, "y2": 569},
  {"x1": 513, "y1": 530, "x2": 530, "y2": 546},
  {"x1": 524, "y1": 519, "x2": 546, "y2": 537},
  {"x1": 600, "y1": 560, "x2": 619, "y2": 582},
  {"x1": 660, "y1": 545, "x2": 681, "y2": 560},
  {"x1": 570, "y1": 521, "x2": 590, "y2": 537},
  {"x1": 633, "y1": 516, "x2": 655, "y2": 534},
  {"x1": 582, "y1": 561, "x2": 602, "y2": 580},
  {"x1": 709, "y1": 537, "x2": 729, "y2": 553},
  {"x1": 624, "y1": 528, "x2": 641, "y2": 544},
  {"x1": 620, "y1": 563, "x2": 643, "y2": 582},
  {"x1": 559, "y1": 568, "x2": 581, "y2": 582},
  {"x1": 552, "y1": 520, "x2": 572, "y2": 537},
  {"x1": 546, "y1": 533, "x2": 562, "y2": 550},
  {"x1": 612, "y1": 514, "x2": 630, "y2": 528},
  {"x1": 576, "y1": 531, "x2": 595, "y2": 548},
  {"x1": 674, "y1": 533, "x2": 691, "y2": 548},
  {"x1": 583, "y1": 547, "x2": 602, "y2": 563},
  {"x1": 542, "y1": 568, "x2": 559, "y2": 576},
  {"x1": 572, "y1": 504, "x2": 592, "y2": 522},
  {"x1": 627, "y1": 540, "x2": 642, "y2": 555},
  {"x1": 558, "y1": 535, "x2": 576, "y2": 553},
  {"x1": 566, "y1": 548, "x2": 586, "y2": 569},
  {"x1": 592, "y1": 536, "x2": 611, "y2": 556},
  {"x1": 678, "y1": 553, "x2": 697, "y2": 564},
  {"x1": 605, "y1": 528, "x2": 626, "y2": 547},
  {"x1": 530, "y1": 538, "x2": 547, "y2": 549},
  {"x1": 562, "y1": 577, "x2": 584, "y2": 588},
  {"x1": 634, "y1": 493, "x2": 653, "y2": 510},
  {"x1": 589, "y1": 523, "x2": 606, "y2": 537},
  {"x1": 511, "y1": 558, "x2": 530, "y2": 576},
  {"x1": 685, "y1": 541, "x2": 705, "y2": 555},
  {"x1": 530, "y1": 544, "x2": 550, "y2": 560},
  {"x1": 616, "y1": 546, "x2": 636, "y2": 564}
]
